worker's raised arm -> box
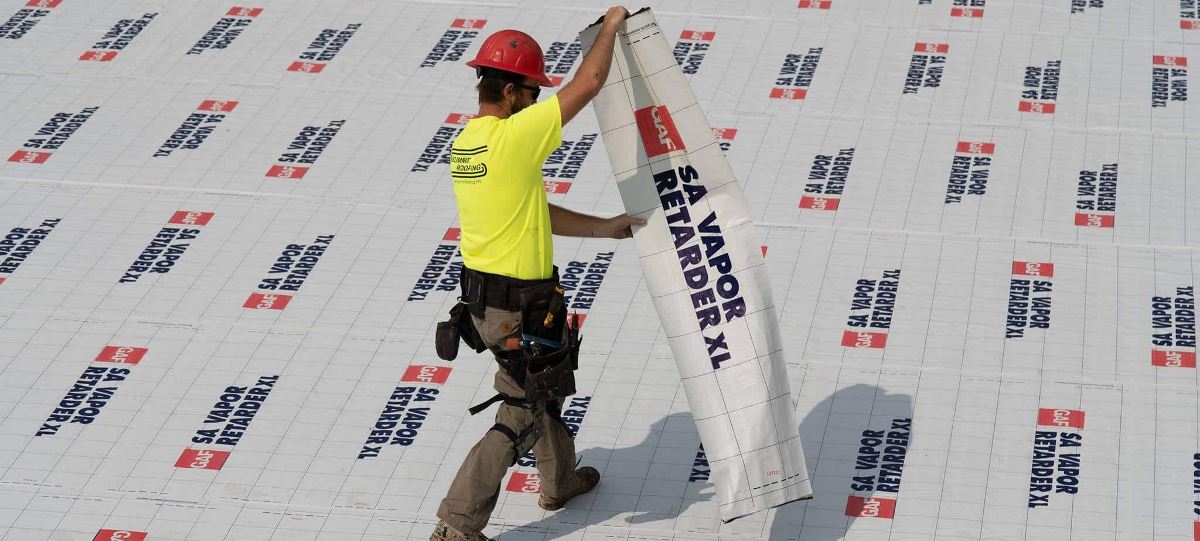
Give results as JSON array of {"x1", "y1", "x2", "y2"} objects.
[{"x1": 556, "y1": 6, "x2": 628, "y2": 125}]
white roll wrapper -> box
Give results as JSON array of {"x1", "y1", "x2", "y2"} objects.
[{"x1": 579, "y1": 8, "x2": 813, "y2": 522}]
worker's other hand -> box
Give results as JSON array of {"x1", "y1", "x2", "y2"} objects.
[
  {"x1": 596, "y1": 214, "x2": 645, "y2": 239},
  {"x1": 603, "y1": 6, "x2": 630, "y2": 28}
]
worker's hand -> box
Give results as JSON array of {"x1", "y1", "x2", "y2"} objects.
[
  {"x1": 602, "y1": 6, "x2": 630, "y2": 29},
  {"x1": 595, "y1": 213, "x2": 645, "y2": 239}
]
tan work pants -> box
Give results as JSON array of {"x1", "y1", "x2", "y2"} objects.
[{"x1": 436, "y1": 306, "x2": 578, "y2": 534}]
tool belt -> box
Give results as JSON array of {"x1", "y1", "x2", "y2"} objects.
[{"x1": 435, "y1": 265, "x2": 581, "y2": 410}]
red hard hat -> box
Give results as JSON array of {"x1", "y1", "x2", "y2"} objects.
[{"x1": 466, "y1": 29, "x2": 554, "y2": 87}]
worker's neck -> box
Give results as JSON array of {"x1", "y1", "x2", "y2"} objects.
[{"x1": 477, "y1": 101, "x2": 512, "y2": 120}]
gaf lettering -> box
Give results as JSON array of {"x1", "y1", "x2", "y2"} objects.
[
  {"x1": 299, "y1": 23, "x2": 360, "y2": 61},
  {"x1": 258, "y1": 235, "x2": 334, "y2": 291},
  {"x1": 192, "y1": 375, "x2": 279, "y2": 446},
  {"x1": 904, "y1": 51, "x2": 945, "y2": 95},
  {"x1": 420, "y1": 29, "x2": 478, "y2": 67},
  {"x1": 0, "y1": 8, "x2": 50, "y2": 40},
  {"x1": 1022, "y1": 60, "x2": 1062, "y2": 101},
  {"x1": 850, "y1": 418, "x2": 912, "y2": 494},
  {"x1": 1006, "y1": 278, "x2": 1053, "y2": 339},
  {"x1": 776, "y1": 48, "x2": 823, "y2": 87},
  {"x1": 559, "y1": 253, "x2": 613, "y2": 311},
  {"x1": 92, "y1": 12, "x2": 156, "y2": 50},
  {"x1": 846, "y1": 270, "x2": 902, "y2": 330},
  {"x1": 37, "y1": 367, "x2": 130, "y2": 436},
  {"x1": 1151, "y1": 66, "x2": 1188, "y2": 107},
  {"x1": 544, "y1": 39, "x2": 582, "y2": 76},
  {"x1": 1152, "y1": 286, "x2": 1196, "y2": 347},
  {"x1": 1028, "y1": 430, "x2": 1083, "y2": 507},
  {"x1": 408, "y1": 244, "x2": 463, "y2": 301},
  {"x1": 0, "y1": 219, "x2": 60, "y2": 274},
  {"x1": 805, "y1": 148, "x2": 854, "y2": 195},
  {"x1": 1193, "y1": 452, "x2": 1199, "y2": 516},
  {"x1": 1075, "y1": 164, "x2": 1119, "y2": 212},
  {"x1": 673, "y1": 40, "x2": 710, "y2": 75},
  {"x1": 518, "y1": 396, "x2": 591, "y2": 467},
  {"x1": 23, "y1": 107, "x2": 99, "y2": 150},
  {"x1": 358, "y1": 386, "x2": 440, "y2": 458},
  {"x1": 543, "y1": 134, "x2": 597, "y2": 178},
  {"x1": 153, "y1": 112, "x2": 227, "y2": 157},
  {"x1": 411, "y1": 125, "x2": 466, "y2": 172},
  {"x1": 654, "y1": 165, "x2": 748, "y2": 370},
  {"x1": 1071, "y1": 0, "x2": 1104, "y2": 13},
  {"x1": 690, "y1": 444, "x2": 710, "y2": 482},
  {"x1": 119, "y1": 227, "x2": 199, "y2": 283},
  {"x1": 944, "y1": 155, "x2": 991, "y2": 204},
  {"x1": 279, "y1": 120, "x2": 345, "y2": 163},
  {"x1": 187, "y1": 16, "x2": 253, "y2": 54}
]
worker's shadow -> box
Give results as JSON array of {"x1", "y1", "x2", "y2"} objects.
[
  {"x1": 497, "y1": 384, "x2": 913, "y2": 541},
  {"x1": 767, "y1": 384, "x2": 914, "y2": 541}
]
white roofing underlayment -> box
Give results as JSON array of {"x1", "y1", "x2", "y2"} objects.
[{"x1": 0, "y1": 1, "x2": 1198, "y2": 540}]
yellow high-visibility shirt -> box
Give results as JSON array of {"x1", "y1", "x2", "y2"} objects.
[{"x1": 451, "y1": 95, "x2": 562, "y2": 280}]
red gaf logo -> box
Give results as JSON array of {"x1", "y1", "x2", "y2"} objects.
[
  {"x1": 1151, "y1": 349, "x2": 1197, "y2": 368},
  {"x1": 451, "y1": 18, "x2": 486, "y2": 29},
  {"x1": 570, "y1": 312, "x2": 587, "y2": 329},
  {"x1": 1193, "y1": 520, "x2": 1199, "y2": 540},
  {"x1": 951, "y1": 7, "x2": 984, "y2": 17},
  {"x1": 198, "y1": 100, "x2": 238, "y2": 113},
  {"x1": 956, "y1": 141, "x2": 995, "y2": 154},
  {"x1": 7, "y1": 151, "x2": 51, "y2": 164},
  {"x1": 506, "y1": 471, "x2": 542, "y2": 493},
  {"x1": 1012, "y1": 261, "x2": 1053, "y2": 277},
  {"x1": 712, "y1": 128, "x2": 737, "y2": 140},
  {"x1": 1018, "y1": 100, "x2": 1056, "y2": 114},
  {"x1": 680, "y1": 30, "x2": 715, "y2": 41},
  {"x1": 402, "y1": 365, "x2": 452, "y2": 384},
  {"x1": 445, "y1": 113, "x2": 474, "y2": 125},
  {"x1": 244, "y1": 293, "x2": 292, "y2": 310},
  {"x1": 845, "y1": 496, "x2": 896, "y2": 518},
  {"x1": 443, "y1": 228, "x2": 461, "y2": 242},
  {"x1": 0, "y1": 277, "x2": 6, "y2": 286},
  {"x1": 26, "y1": 0, "x2": 62, "y2": 7},
  {"x1": 770, "y1": 87, "x2": 808, "y2": 100},
  {"x1": 841, "y1": 330, "x2": 887, "y2": 349},
  {"x1": 96, "y1": 346, "x2": 147, "y2": 365},
  {"x1": 634, "y1": 105, "x2": 685, "y2": 158},
  {"x1": 1037, "y1": 408, "x2": 1085, "y2": 429},
  {"x1": 914, "y1": 42, "x2": 950, "y2": 54},
  {"x1": 93, "y1": 530, "x2": 148, "y2": 541},
  {"x1": 227, "y1": 6, "x2": 263, "y2": 17},
  {"x1": 1074, "y1": 212, "x2": 1114, "y2": 228},
  {"x1": 548, "y1": 76, "x2": 564, "y2": 86},
  {"x1": 1154, "y1": 55, "x2": 1188, "y2": 67},
  {"x1": 1183, "y1": 20, "x2": 1200, "y2": 30},
  {"x1": 169, "y1": 211, "x2": 214, "y2": 226},
  {"x1": 80, "y1": 51, "x2": 118, "y2": 62},
  {"x1": 798, "y1": 0, "x2": 832, "y2": 8},
  {"x1": 266, "y1": 165, "x2": 309, "y2": 179},
  {"x1": 800, "y1": 195, "x2": 840, "y2": 211},
  {"x1": 544, "y1": 180, "x2": 571, "y2": 194},
  {"x1": 175, "y1": 448, "x2": 231, "y2": 470},
  {"x1": 287, "y1": 61, "x2": 326, "y2": 73}
]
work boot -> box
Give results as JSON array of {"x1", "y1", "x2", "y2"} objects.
[
  {"x1": 538, "y1": 466, "x2": 600, "y2": 511},
  {"x1": 429, "y1": 521, "x2": 488, "y2": 541}
]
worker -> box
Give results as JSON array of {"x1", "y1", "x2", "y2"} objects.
[{"x1": 430, "y1": 7, "x2": 640, "y2": 541}]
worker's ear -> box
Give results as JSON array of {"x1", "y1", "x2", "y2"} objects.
[{"x1": 503, "y1": 82, "x2": 516, "y2": 101}]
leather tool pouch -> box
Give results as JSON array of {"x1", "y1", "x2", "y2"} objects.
[
  {"x1": 520, "y1": 320, "x2": 580, "y2": 402},
  {"x1": 435, "y1": 302, "x2": 485, "y2": 361},
  {"x1": 518, "y1": 282, "x2": 566, "y2": 348}
]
